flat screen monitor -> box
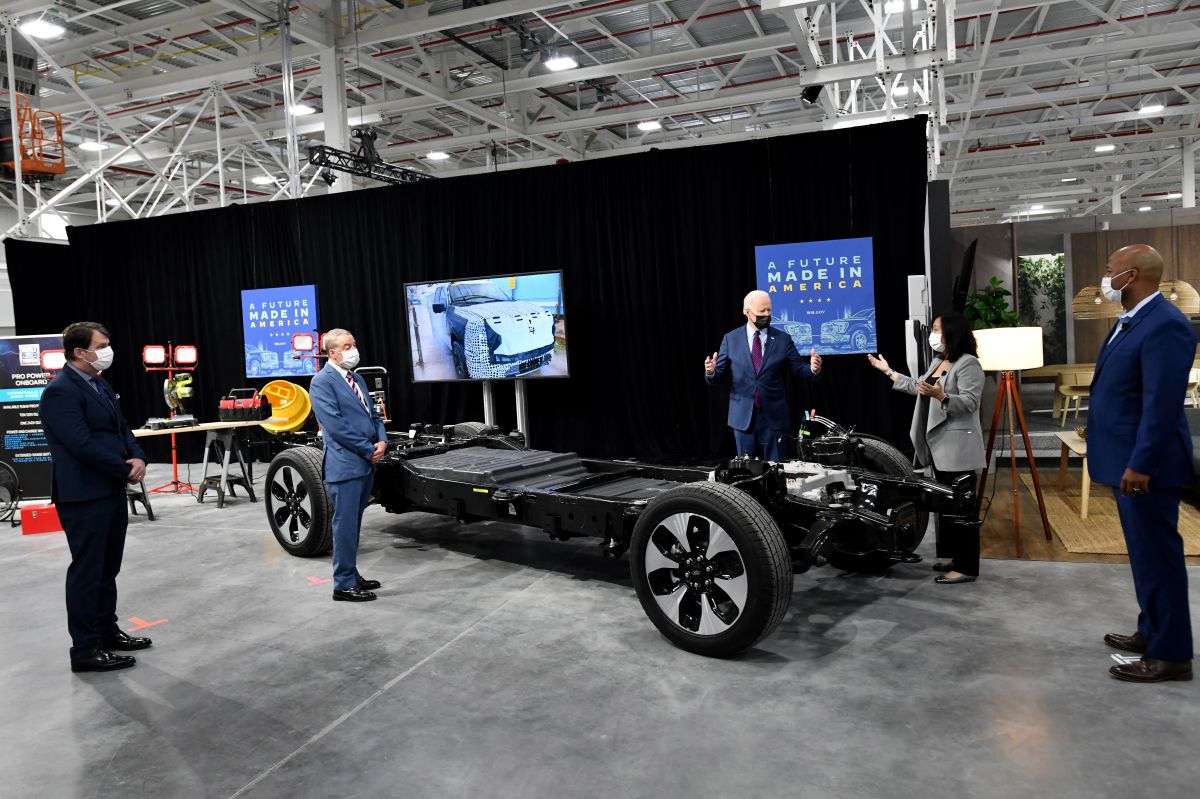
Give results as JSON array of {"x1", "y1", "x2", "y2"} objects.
[
  {"x1": 404, "y1": 271, "x2": 568, "y2": 382},
  {"x1": 241, "y1": 284, "x2": 320, "y2": 379}
]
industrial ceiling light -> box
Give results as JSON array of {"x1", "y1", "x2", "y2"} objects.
[
  {"x1": 884, "y1": 0, "x2": 920, "y2": 12},
  {"x1": 320, "y1": 168, "x2": 337, "y2": 187},
  {"x1": 636, "y1": 120, "x2": 662, "y2": 132},
  {"x1": 78, "y1": 141, "x2": 108, "y2": 152},
  {"x1": 425, "y1": 150, "x2": 451, "y2": 161},
  {"x1": 20, "y1": 12, "x2": 65, "y2": 40},
  {"x1": 800, "y1": 85, "x2": 824, "y2": 105},
  {"x1": 291, "y1": 103, "x2": 317, "y2": 116},
  {"x1": 544, "y1": 49, "x2": 578, "y2": 72},
  {"x1": 1138, "y1": 103, "x2": 1165, "y2": 115},
  {"x1": 893, "y1": 84, "x2": 910, "y2": 97},
  {"x1": 1165, "y1": 192, "x2": 1183, "y2": 199},
  {"x1": 251, "y1": 175, "x2": 276, "y2": 185},
  {"x1": 1094, "y1": 143, "x2": 1116, "y2": 153},
  {"x1": 1138, "y1": 205, "x2": 1152, "y2": 212},
  {"x1": 104, "y1": 198, "x2": 121, "y2": 208},
  {"x1": 1030, "y1": 204, "x2": 1044, "y2": 211},
  {"x1": 1061, "y1": 177, "x2": 1079, "y2": 183}
]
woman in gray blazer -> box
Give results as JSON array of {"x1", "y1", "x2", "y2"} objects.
[{"x1": 867, "y1": 311, "x2": 985, "y2": 584}]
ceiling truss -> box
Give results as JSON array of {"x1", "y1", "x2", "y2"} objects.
[{"x1": 0, "y1": 0, "x2": 1195, "y2": 235}]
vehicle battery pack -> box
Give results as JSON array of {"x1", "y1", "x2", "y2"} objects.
[
  {"x1": 219, "y1": 388, "x2": 271, "y2": 422},
  {"x1": 21, "y1": 503, "x2": 63, "y2": 535}
]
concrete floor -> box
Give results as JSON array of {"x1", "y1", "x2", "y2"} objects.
[{"x1": 1, "y1": 464, "x2": 1197, "y2": 799}]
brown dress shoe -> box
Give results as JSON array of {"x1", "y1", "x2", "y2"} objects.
[
  {"x1": 1104, "y1": 632, "x2": 1147, "y2": 654},
  {"x1": 1109, "y1": 657, "x2": 1193, "y2": 683}
]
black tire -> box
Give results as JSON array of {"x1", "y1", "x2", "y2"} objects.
[
  {"x1": 451, "y1": 340, "x2": 468, "y2": 379},
  {"x1": 265, "y1": 446, "x2": 332, "y2": 556},
  {"x1": 451, "y1": 421, "x2": 487, "y2": 439},
  {"x1": 827, "y1": 436, "x2": 927, "y2": 573},
  {"x1": 630, "y1": 482, "x2": 792, "y2": 657},
  {"x1": 248, "y1": 359, "x2": 261, "y2": 376}
]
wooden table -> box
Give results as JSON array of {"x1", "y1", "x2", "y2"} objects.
[
  {"x1": 132, "y1": 419, "x2": 280, "y2": 438},
  {"x1": 1054, "y1": 430, "x2": 1090, "y2": 519},
  {"x1": 133, "y1": 419, "x2": 282, "y2": 508}
]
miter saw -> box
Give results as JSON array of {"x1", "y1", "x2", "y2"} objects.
[{"x1": 144, "y1": 373, "x2": 199, "y2": 430}]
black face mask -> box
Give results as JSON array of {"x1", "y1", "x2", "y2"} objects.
[{"x1": 753, "y1": 314, "x2": 771, "y2": 330}]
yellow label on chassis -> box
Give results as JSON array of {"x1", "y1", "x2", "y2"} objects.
[{"x1": 472, "y1": 488, "x2": 490, "y2": 494}]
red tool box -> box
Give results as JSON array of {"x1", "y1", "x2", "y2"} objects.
[
  {"x1": 218, "y1": 388, "x2": 271, "y2": 422},
  {"x1": 21, "y1": 504, "x2": 63, "y2": 535}
]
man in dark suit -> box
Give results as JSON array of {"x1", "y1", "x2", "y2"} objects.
[
  {"x1": 704, "y1": 290, "x2": 822, "y2": 461},
  {"x1": 310, "y1": 328, "x2": 388, "y2": 602},
  {"x1": 39, "y1": 322, "x2": 149, "y2": 673},
  {"x1": 1089, "y1": 245, "x2": 1195, "y2": 683}
]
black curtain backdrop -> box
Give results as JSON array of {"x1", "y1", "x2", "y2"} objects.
[{"x1": 5, "y1": 119, "x2": 928, "y2": 465}]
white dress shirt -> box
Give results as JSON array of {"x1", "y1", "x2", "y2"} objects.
[{"x1": 1106, "y1": 291, "x2": 1159, "y2": 346}]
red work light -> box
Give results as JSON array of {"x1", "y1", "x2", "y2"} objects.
[
  {"x1": 291, "y1": 333, "x2": 314, "y2": 352},
  {"x1": 143, "y1": 345, "x2": 167, "y2": 365},
  {"x1": 174, "y1": 345, "x2": 198, "y2": 364},
  {"x1": 41, "y1": 350, "x2": 65, "y2": 370}
]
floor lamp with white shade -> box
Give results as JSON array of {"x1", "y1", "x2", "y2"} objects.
[{"x1": 974, "y1": 327, "x2": 1053, "y2": 557}]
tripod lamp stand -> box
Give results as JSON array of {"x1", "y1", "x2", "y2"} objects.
[
  {"x1": 144, "y1": 343, "x2": 198, "y2": 494},
  {"x1": 974, "y1": 327, "x2": 1052, "y2": 558}
]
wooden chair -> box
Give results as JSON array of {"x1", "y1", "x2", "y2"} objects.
[
  {"x1": 1057, "y1": 370, "x2": 1093, "y2": 426},
  {"x1": 1187, "y1": 368, "x2": 1200, "y2": 408}
]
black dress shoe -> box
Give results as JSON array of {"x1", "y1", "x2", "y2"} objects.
[
  {"x1": 1109, "y1": 657, "x2": 1193, "y2": 683},
  {"x1": 71, "y1": 650, "x2": 136, "y2": 673},
  {"x1": 333, "y1": 586, "x2": 377, "y2": 602},
  {"x1": 102, "y1": 630, "x2": 152, "y2": 651},
  {"x1": 356, "y1": 576, "x2": 382, "y2": 590},
  {"x1": 935, "y1": 574, "x2": 978, "y2": 584},
  {"x1": 932, "y1": 561, "x2": 955, "y2": 573},
  {"x1": 1104, "y1": 631, "x2": 1147, "y2": 654}
]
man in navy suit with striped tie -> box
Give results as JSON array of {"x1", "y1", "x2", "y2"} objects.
[
  {"x1": 310, "y1": 328, "x2": 389, "y2": 602},
  {"x1": 704, "y1": 290, "x2": 822, "y2": 461},
  {"x1": 1089, "y1": 245, "x2": 1195, "y2": 683}
]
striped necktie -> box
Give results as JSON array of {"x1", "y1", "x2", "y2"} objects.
[{"x1": 345, "y1": 371, "x2": 368, "y2": 412}]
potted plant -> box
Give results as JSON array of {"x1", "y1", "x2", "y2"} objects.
[
  {"x1": 965, "y1": 277, "x2": 1019, "y2": 429},
  {"x1": 966, "y1": 277, "x2": 1020, "y2": 330}
]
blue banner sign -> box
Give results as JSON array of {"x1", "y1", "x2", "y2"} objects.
[
  {"x1": 755, "y1": 236, "x2": 877, "y2": 355},
  {"x1": 241, "y1": 284, "x2": 319, "y2": 379}
]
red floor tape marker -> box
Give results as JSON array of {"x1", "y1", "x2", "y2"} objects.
[
  {"x1": 127, "y1": 617, "x2": 168, "y2": 631},
  {"x1": 306, "y1": 576, "x2": 332, "y2": 586}
]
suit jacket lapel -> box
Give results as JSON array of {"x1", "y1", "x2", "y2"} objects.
[
  {"x1": 1094, "y1": 294, "x2": 1161, "y2": 380},
  {"x1": 66, "y1": 367, "x2": 116, "y2": 422}
]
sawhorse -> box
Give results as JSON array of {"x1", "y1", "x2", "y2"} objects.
[{"x1": 197, "y1": 428, "x2": 257, "y2": 508}]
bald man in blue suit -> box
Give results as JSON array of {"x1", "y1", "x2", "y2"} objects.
[
  {"x1": 705, "y1": 290, "x2": 822, "y2": 461},
  {"x1": 1089, "y1": 245, "x2": 1195, "y2": 683}
]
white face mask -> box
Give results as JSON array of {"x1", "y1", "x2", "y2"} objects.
[
  {"x1": 1101, "y1": 268, "x2": 1133, "y2": 303},
  {"x1": 85, "y1": 346, "x2": 114, "y2": 372},
  {"x1": 338, "y1": 347, "x2": 360, "y2": 370},
  {"x1": 928, "y1": 332, "x2": 945, "y2": 353}
]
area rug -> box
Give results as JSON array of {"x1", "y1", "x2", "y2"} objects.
[{"x1": 1018, "y1": 474, "x2": 1200, "y2": 556}]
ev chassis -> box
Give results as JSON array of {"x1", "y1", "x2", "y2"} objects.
[{"x1": 264, "y1": 420, "x2": 979, "y2": 657}]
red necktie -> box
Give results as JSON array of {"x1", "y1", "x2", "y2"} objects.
[
  {"x1": 346, "y1": 371, "x2": 368, "y2": 412},
  {"x1": 751, "y1": 333, "x2": 763, "y2": 408}
]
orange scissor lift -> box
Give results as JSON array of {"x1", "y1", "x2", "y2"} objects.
[{"x1": 0, "y1": 93, "x2": 66, "y2": 181}]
